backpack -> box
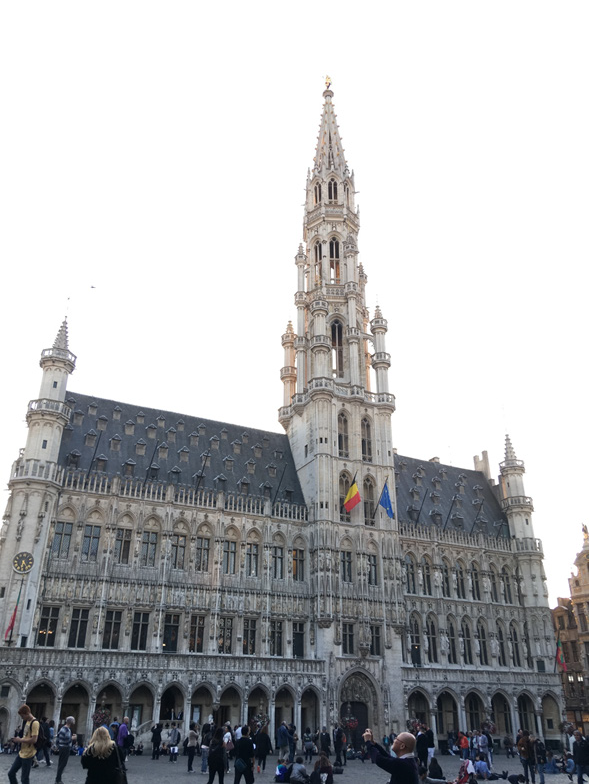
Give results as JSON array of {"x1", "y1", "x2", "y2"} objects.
[{"x1": 33, "y1": 720, "x2": 45, "y2": 751}]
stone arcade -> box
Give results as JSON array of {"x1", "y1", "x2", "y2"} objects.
[{"x1": 0, "y1": 86, "x2": 562, "y2": 748}]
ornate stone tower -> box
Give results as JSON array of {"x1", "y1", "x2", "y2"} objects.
[
  {"x1": 279, "y1": 84, "x2": 396, "y2": 527},
  {"x1": 0, "y1": 321, "x2": 76, "y2": 645}
]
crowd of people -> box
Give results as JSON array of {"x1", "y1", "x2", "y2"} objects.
[{"x1": 6, "y1": 706, "x2": 589, "y2": 784}]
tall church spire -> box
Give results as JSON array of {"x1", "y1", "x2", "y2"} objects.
[
  {"x1": 313, "y1": 82, "x2": 348, "y2": 179},
  {"x1": 52, "y1": 318, "x2": 70, "y2": 350}
]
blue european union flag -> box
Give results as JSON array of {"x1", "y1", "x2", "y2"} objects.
[{"x1": 379, "y1": 480, "x2": 394, "y2": 518}]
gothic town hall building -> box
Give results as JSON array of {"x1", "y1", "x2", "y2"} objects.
[{"x1": 0, "y1": 87, "x2": 563, "y2": 748}]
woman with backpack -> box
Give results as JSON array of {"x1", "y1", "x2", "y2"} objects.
[
  {"x1": 207, "y1": 728, "x2": 227, "y2": 784},
  {"x1": 254, "y1": 725, "x2": 273, "y2": 773}
]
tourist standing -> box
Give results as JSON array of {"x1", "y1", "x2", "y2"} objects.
[
  {"x1": 151, "y1": 722, "x2": 162, "y2": 760},
  {"x1": 55, "y1": 716, "x2": 76, "y2": 784},
  {"x1": 81, "y1": 727, "x2": 125, "y2": 784},
  {"x1": 233, "y1": 725, "x2": 255, "y2": 784},
  {"x1": 8, "y1": 705, "x2": 40, "y2": 784},
  {"x1": 254, "y1": 725, "x2": 272, "y2": 773},
  {"x1": 187, "y1": 722, "x2": 199, "y2": 773}
]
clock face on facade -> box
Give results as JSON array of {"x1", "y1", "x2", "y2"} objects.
[{"x1": 12, "y1": 552, "x2": 34, "y2": 574}]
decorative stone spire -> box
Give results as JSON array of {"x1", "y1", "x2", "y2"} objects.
[
  {"x1": 53, "y1": 319, "x2": 69, "y2": 350},
  {"x1": 504, "y1": 434, "x2": 517, "y2": 463},
  {"x1": 313, "y1": 84, "x2": 348, "y2": 179}
]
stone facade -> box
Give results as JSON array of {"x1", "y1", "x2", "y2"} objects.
[{"x1": 0, "y1": 87, "x2": 563, "y2": 750}]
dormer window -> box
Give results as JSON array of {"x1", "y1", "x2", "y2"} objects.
[
  {"x1": 198, "y1": 424, "x2": 206, "y2": 436},
  {"x1": 95, "y1": 455, "x2": 107, "y2": 472},
  {"x1": 97, "y1": 416, "x2": 108, "y2": 432},
  {"x1": 113, "y1": 406, "x2": 122, "y2": 421},
  {"x1": 166, "y1": 427, "x2": 176, "y2": 444},
  {"x1": 215, "y1": 474, "x2": 227, "y2": 491},
  {"x1": 223, "y1": 456, "x2": 234, "y2": 473},
  {"x1": 410, "y1": 487, "x2": 420, "y2": 501},
  {"x1": 200, "y1": 452, "x2": 211, "y2": 468},
  {"x1": 148, "y1": 464, "x2": 159, "y2": 480},
  {"x1": 88, "y1": 402, "x2": 98, "y2": 416},
  {"x1": 85, "y1": 430, "x2": 97, "y2": 448},
  {"x1": 242, "y1": 432, "x2": 249, "y2": 445},
  {"x1": 135, "y1": 439, "x2": 147, "y2": 456},
  {"x1": 67, "y1": 451, "x2": 81, "y2": 469},
  {"x1": 74, "y1": 410, "x2": 84, "y2": 426},
  {"x1": 232, "y1": 440, "x2": 242, "y2": 455},
  {"x1": 169, "y1": 466, "x2": 181, "y2": 485},
  {"x1": 412, "y1": 472, "x2": 423, "y2": 487},
  {"x1": 430, "y1": 490, "x2": 440, "y2": 502},
  {"x1": 158, "y1": 443, "x2": 169, "y2": 460},
  {"x1": 239, "y1": 477, "x2": 250, "y2": 494},
  {"x1": 439, "y1": 468, "x2": 448, "y2": 480},
  {"x1": 267, "y1": 463, "x2": 277, "y2": 478},
  {"x1": 262, "y1": 436, "x2": 269, "y2": 449},
  {"x1": 429, "y1": 509, "x2": 442, "y2": 525},
  {"x1": 176, "y1": 419, "x2": 185, "y2": 432},
  {"x1": 253, "y1": 443, "x2": 262, "y2": 458},
  {"x1": 220, "y1": 428, "x2": 228, "y2": 440},
  {"x1": 123, "y1": 459, "x2": 135, "y2": 477},
  {"x1": 328, "y1": 178, "x2": 338, "y2": 202},
  {"x1": 455, "y1": 481, "x2": 465, "y2": 494},
  {"x1": 431, "y1": 476, "x2": 441, "y2": 490},
  {"x1": 274, "y1": 450, "x2": 283, "y2": 460},
  {"x1": 146, "y1": 424, "x2": 157, "y2": 439},
  {"x1": 125, "y1": 420, "x2": 135, "y2": 436},
  {"x1": 260, "y1": 481, "x2": 272, "y2": 499},
  {"x1": 284, "y1": 488, "x2": 293, "y2": 502},
  {"x1": 314, "y1": 181, "x2": 322, "y2": 205},
  {"x1": 157, "y1": 415, "x2": 165, "y2": 429},
  {"x1": 189, "y1": 432, "x2": 199, "y2": 447},
  {"x1": 110, "y1": 435, "x2": 122, "y2": 452},
  {"x1": 451, "y1": 512, "x2": 464, "y2": 528},
  {"x1": 178, "y1": 447, "x2": 190, "y2": 463},
  {"x1": 246, "y1": 459, "x2": 256, "y2": 475},
  {"x1": 210, "y1": 436, "x2": 220, "y2": 451},
  {"x1": 136, "y1": 412, "x2": 145, "y2": 424}
]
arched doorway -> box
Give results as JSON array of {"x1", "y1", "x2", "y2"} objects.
[
  {"x1": 128, "y1": 685, "x2": 153, "y2": 731},
  {"x1": 465, "y1": 692, "x2": 484, "y2": 731},
  {"x1": 275, "y1": 687, "x2": 295, "y2": 730},
  {"x1": 408, "y1": 691, "x2": 430, "y2": 726},
  {"x1": 95, "y1": 684, "x2": 124, "y2": 728},
  {"x1": 541, "y1": 695, "x2": 560, "y2": 741},
  {"x1": 247, "y1": 687, "x2": 269, "y2": 726},
  {"x1": 160, "y1": 684, "x2": 184, "y2": 722},
  {"x1": 491, "y1": 693, "x2": 512, "y2": 736},
  {"x1": 340, "y1": 673, "x2": 378, "y2": 749},
  {"x1": 60, "y1": 683, "x2": 90, "y2": 745},
  {"x1": 436, "y1": 691, "x2": 458, "y2": 736},
  {"x1": 216, "y1": 686, "x2": 241, "y2": 729},
  {"x1": 517, "y1": 694, "x2": 535, "y2": 732},
  {"x1": 26, "y1": 682, "x2": 55, "y2": 724},
  {"x1": 301, "y1": 689, "x2": 319, "y2": 737},
  {"x1": 191, "y1": 686, "x2": 214, "y2": 726}
]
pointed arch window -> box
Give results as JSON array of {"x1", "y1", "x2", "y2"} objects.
[
  {"x1": 328, "y1": 178, "x2": 338, "y2": 202},
  {"x1": 471, "y1": 565, "x2": 481, "y2": 601},
  {"x1": 502, "y1": 567, "x2": 513, "y2": 604},
  {"x1": 477, "y1": 620, "x2": 489, "y2": 666},
  {"x1": 497, "y1": 623, "x2": 507, "y2": 666},
  {"x1": 410, "y1": 615, "x2": 422, "y2": 666},
  {"x1": 314, "y1": 182, "x2": 322, "y2": 205},
  {"x1": 426, "y1": 616, "x2": 438, "y2": 663},
  {"x1": 332, "y1": 320, "x2": 344, "y2": 378},
  {"x1": 363, "y1": 476, "x2": 376, "y2": 524},
  {"x1": 338, "y1": 412, "x2": 349, "y2": 458},
  {"x1": 339, "y1": 473, "x2": 351, "y2": 523},
  {"x1": 490, "y1": 568, "x2": 500, "y2": 603},
  {"x1": 406, "y1": 555, "x2": 417, "y2": 594},
  {"x1": 329, "y1": 238, "x2": 340, "y2": 283},
  {"x1": 462, "y1": 620, "x2": 473, "y2": 665},
  {"x1": 447, "y1": 619, "x2": 458, "y2": 664},
  {"x1": 314, "y1": 241, "x2": 322, "y2": 285},
  {"x1": 456, "y1": 562, "x2": 466, "y2": 599},
  {"x1": 511, "y1": 623, "x2": 522, "y2": 667},
  {"x1": 421, "y1": 558, "x2": 432, "y2": 596},
  {"x1": 442, "y1": 560, "x2": 451, "y2": 598},
  {"x1": 361, "y1": 418, "x2": 373, "y2": 463},
  {"x1": 344, "y1": 182, "x2": 350, "y2": 206}
]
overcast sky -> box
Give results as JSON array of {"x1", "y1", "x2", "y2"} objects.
[{"x1": 1, "y1": 1, "x2": 587, "y2": 606}]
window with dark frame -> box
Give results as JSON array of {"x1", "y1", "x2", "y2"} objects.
[
  {"x1": 243, "y1": 618, "x2": 256, "y2": 655},
  {"x1": 269, "y1": 620, "x2": 283, "y2": 656},
  {"x1": 52, "y1": 522, "x2": 73, "y2": 559},
  {"x1": 163, "y1": 613, "x2": 180, "y2": 652},
  {"x1": 102, "y1": 610, "x2": 122, "y2": 650},
  {"x1": 68, "y1": 608, "x2": 89, "y2": 648},
  {"x1": 223, "y1": 540, "x2": 237, "y2": 574},
  {"x1": 368, "y1": 554, "x2": 378, "y2": 586},
  {"x1": 114, "y1": 528, "x2": 132, "y2": 565},
  {"x1": 340, "y1": 551, "x2": 352, "y2": 582},
  {"x1": 81, "y1": 525, "x2": 101, "y2": 562},
  {"x1": 141, "y1": 531, "x2": 158, "y2": 567},
  {"x1": 370, "y1": 625, "x2": 381, "y2": 656},
  {"x1": 170, "y1": 534, "x2": 186, "y2": 570},
  {"x1": 37, "y1": 606, "x2": 59, "y2": 647},
  {"x1": 293, "y1": 548, "x2": 305, "y2": 582},
  {"x1": 246, "y1": 542, "x2": 259, "y2": 577},
  {"x1": 272, "y1": 546, "x2": 284, "y2": 579},
  {"x1": 293, "y1": 622, "x2": 304, "y2": 658},
  {"x1": 189, "y1": 615, "x2": 205, "y2": 653},
  {"x1": 218, "y1": 617, "x2": 233, "y2": 654},
  {"x1": 195, "y1": 537, "x2": 210, "y2": 571},
  {"x1": 131, "y1": 611, "x2": 149, "y2": 651},
  {"x1": 342, "y1": 622, "x2": 354, "y2": 655}
]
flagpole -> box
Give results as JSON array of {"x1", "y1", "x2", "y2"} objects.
[{"x1": 5, "y1": 577, "x2": 24, "y2": 647}]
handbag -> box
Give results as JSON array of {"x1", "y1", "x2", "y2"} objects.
[
  {"x1": 226, "y1": 739, "x2": 235, "y2": 751},
  {"x1": 235, "y1": 758, "x2": 247, "y2": 773}
]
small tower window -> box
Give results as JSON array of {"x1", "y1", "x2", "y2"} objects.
[
  {"x1": 42, "y1": 440, "x2": 48, "y2": 449},
  {"x1": 339, "y1": 473, "x2": 351, "y2": 522},
  {"x1": 361, "y1": 418, "x2": 373, "y2": 463},
  {"x1": 363, "y1": 476, "x2": 375, "y2": 525},
  {"x1": 332, "y1": 321, "x2": 344, "y2": 378},
  {"x1": 337, "y1": 412, "x2": 349, "y2": 458},
  {"x1": 314, "y1": 242, "x2": 322, "y2": 285},
  {"x1": 328, "y1": 178, "x2": 338, "y2": 202},
  {"x1": 314, "y1": 182, "x2": 322, "y2": 205},
  {"x1": 329, "y1": 238, "x2": 340, "y2": 283}
]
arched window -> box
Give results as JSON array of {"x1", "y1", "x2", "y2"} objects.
[
  {"x1": 511, "y1": 623, "x2": 522, "y2": 667},
  {"x1": 477, "y1": 620, "x2": 489, "y2": 666},
  {"x1": 337, "y1": 412, "x2": 349, "y2": 458},
  {"x1": 363, "y1": 476, "x2": 376, "y2": 525},
  {"x1": 328, "y1": 178, "x2": 338, "y2": 202},
  {"x1": 466, "y1": 695, "x2": 482, "y2": 731},
  {"x1": 471, "y1": 565, "x2": 481, "y2": 601},
  {"x1": 447, "y1": 619, "x2": 458, "y2": 664},
  {"x1": 406, "y1": 555, "x2": 417, "y2": 594},
  {"x1": 410, "y1": 615, "x2": 422, "y2": 666},
  {"x1": 344, "y1": 182, "x2": 350, "y2": 206},
  {"x1": 361, "y1": 418, "x2": 372, "y2": 463},
  {"x1": 421, "y1": 557, "x2": 432, "y2": 596},
  {"x1": 339, "y1": 473, "x2": 351, "y2": 523},
  {"x1": 456, "y1": 562, "x2": 466, "y2": 599},
  {"x1": 426, "y1": 616, "x2": 438, "y2": 663},
  {"x1": 329, "y1": 238, "x2": 340, "y2": 283},
  {"x1": 502, "y1": 567, "x2": 513, "y2": 604},
  {"x1": 462, "y1": 620, "x2": 473, "y2": 665},
  {"x1": 442, "y1": 560, "x2": 451, "y2": 598},
  {"x1": 497, "y1": 623, "x2": 507, "y2": 666},
  {"x1": 490, "y1": 567, "x2": 500, "y2": 603},
  {"x1": 314, "y1": 241, "x2": 322, "y2": 284},
  {"x1": 314, "y1": 182, "x2": 322, "y2": 205},
  {"x1": 332, "y1": 320, "x2": 344, "y2": 378}
]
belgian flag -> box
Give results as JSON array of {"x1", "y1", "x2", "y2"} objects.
[{"x1": 343, "y1": 478, "x2": 361, "y2": 512}]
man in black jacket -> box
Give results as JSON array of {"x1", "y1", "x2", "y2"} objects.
[
  {"x1": 572, "y1": 730, "x2": 589, "y2": 784},
  {"x1": 363, "y1": 729, "x2": 419, "y2": 784}
]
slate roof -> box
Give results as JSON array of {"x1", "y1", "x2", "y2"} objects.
[
  {"x1": 59, "y1": 393, "x2": 306, "y2": 506},
  {"x1": 394, "y1": 453, "x2": 509, "y2": 537}
]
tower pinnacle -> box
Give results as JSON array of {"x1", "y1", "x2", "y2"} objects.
[
  {"x1": 313, "y1": 85, "x2": 348, "y2": 179},
  {"x1": 53, "y1": 318, "x2": 69, "y2": 350}
]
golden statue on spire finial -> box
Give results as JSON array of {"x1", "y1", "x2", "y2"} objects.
[{"x1": 325, "y1": 75, "x2": 332, "y2": 90}]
